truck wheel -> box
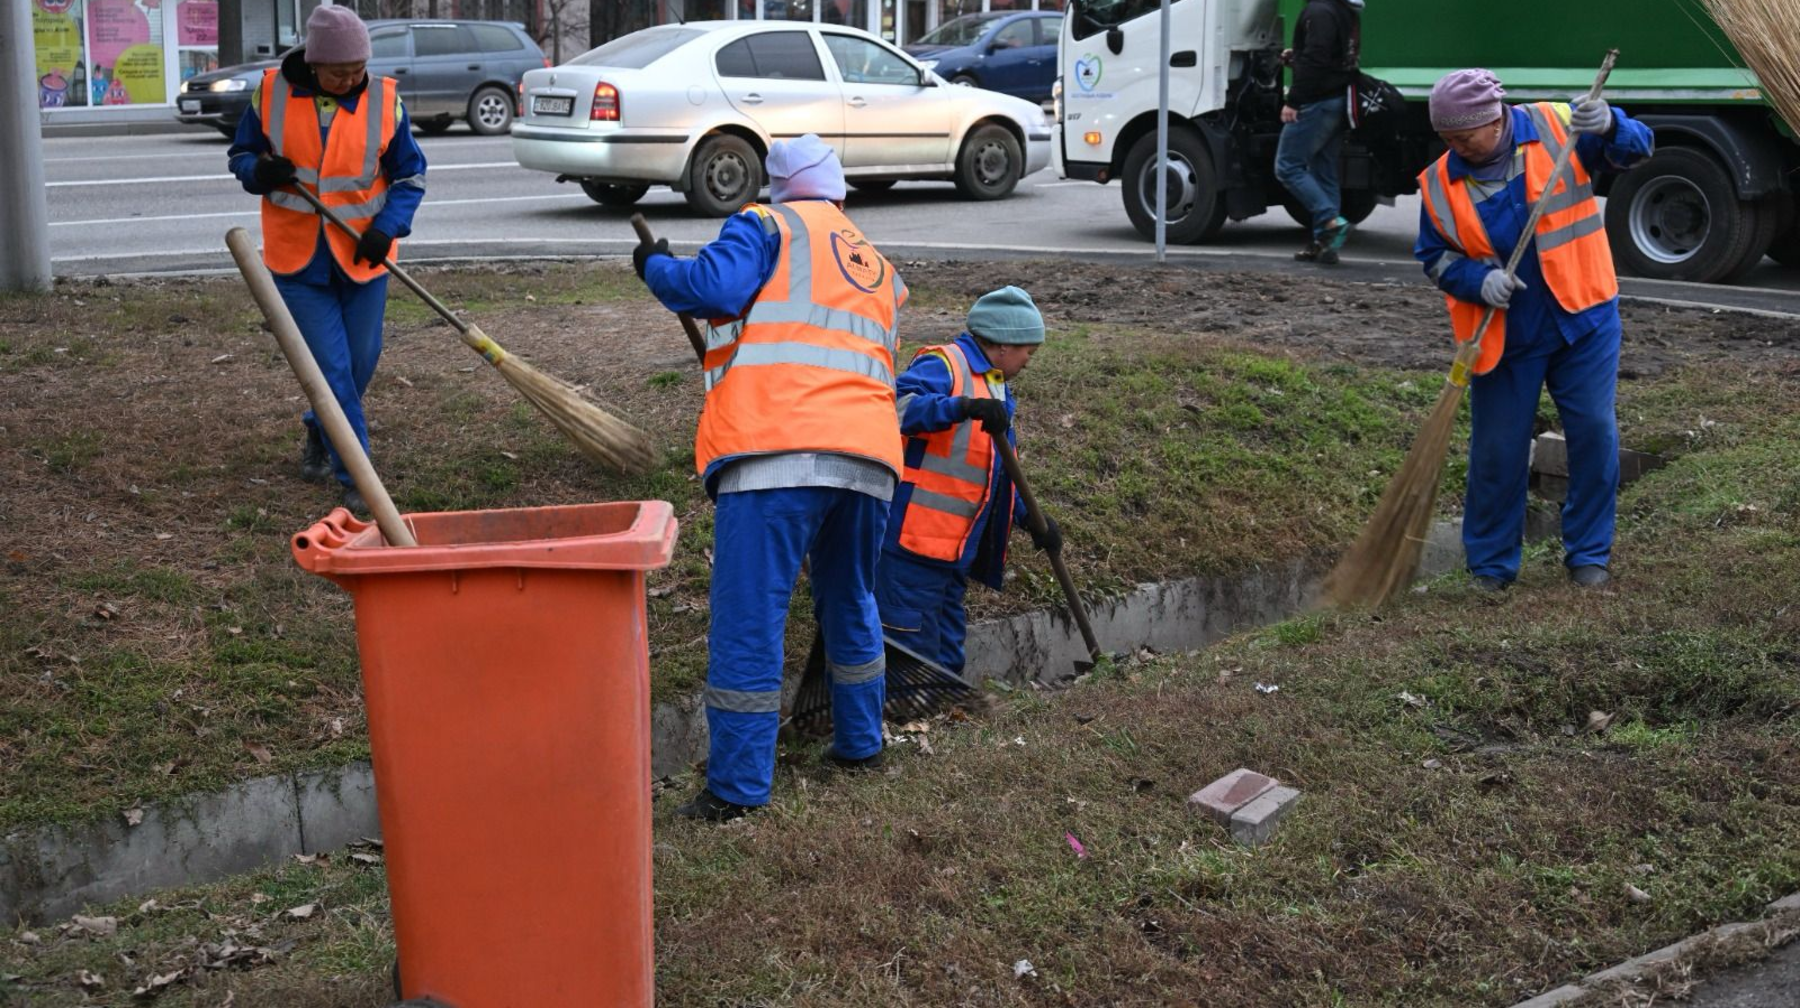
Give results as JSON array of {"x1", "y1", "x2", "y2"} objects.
[
  {"x1": 467, "y1": 86, "x2": 515, "y2": 136},
  {"x1": 1121, "y1": 128, "x2": 1225, "y2": 244},
  {"x1": 684, "y1": 134, "x2": 763, "y2": 217},
  {"x1": 953, "y1": 123, "x2": 1023, "y2": 200},
  {"x1": 580, "y1": 181, "x2": 650, "y2": 207},
  {"x1": 1604, "y1": 146, "x2": 1773, "y2": 284}
]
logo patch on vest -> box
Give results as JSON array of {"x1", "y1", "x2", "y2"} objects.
[{"x1": 830, "y1": 230, "x2": 886, "y2": 293}]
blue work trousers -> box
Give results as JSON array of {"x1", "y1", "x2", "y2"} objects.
[
  {"x1": 1465, "y1": 314, "x2": 1621, "y2": 581},
  {"x1": 274, "y1": 271, "x2": 388, "y2": 486},
  {"x1": 1275, "y1": 95, "x2": 1348, "y2": 235},
  {"x1": 706, "y1": 486, "x2": 889, "y2": 807},
  {"x1": 876, "y1": 551, "x2": 969, "y2": 676}
]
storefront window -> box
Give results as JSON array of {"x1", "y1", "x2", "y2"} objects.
[
  {"x1": 669, "y1": 0, "x2": 727, "y2": 19},
  {"x1": 765, "y1": 0, "x2": 816, "y2": 20},
  {"x1": 34, "y1": 0, "x2": 223, "y2": 109},
  {"x1": 175, "y1": 0, "x2": 218, "y2": 84}
]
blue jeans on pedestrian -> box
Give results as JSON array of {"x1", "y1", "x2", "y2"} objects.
[
  {"x1": 274, "y1": 271, "x2": 388, "y2": 486},
  {"x1": 1275, "y1": 94, "x2": 1348, "y2": 236}
]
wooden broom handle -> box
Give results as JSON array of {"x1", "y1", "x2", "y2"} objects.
[
  {"x1": 995, "y1": 436, "x2": 1101, "y2": 661},
  {"x1": 1462, "y1": 50, "x2": 1619, "y2": 366},
  {"x1": 226, "y1": 227, "x2": 417, "y2": 547},
  {"x1": 629, "y1": 213, "x2": 709, "y2": 364}
]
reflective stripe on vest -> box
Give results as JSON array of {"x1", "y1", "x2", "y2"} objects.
[
  {"x1": 692, "y1": 200, "x2": 906, "y2": 477},
  {"x1": 258, "y1": 71, "x2": 398, "y2": 283},
  {"x1": 1417, "y1": 102, "x2": 1618, "y2": 375},
  {"x1": 896, "y1": 342, "x2": 999, "y2": 563}
]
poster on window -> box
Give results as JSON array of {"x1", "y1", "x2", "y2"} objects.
[
  {"x1": 33, "y1": 0, "x2": 86, "y2": 108},
  {"x1": 176, "y1": 0, "x2": 215, "y2": 45},
  {"x1": 89, "y1": 0, "x2": 166, "y2": 105}
]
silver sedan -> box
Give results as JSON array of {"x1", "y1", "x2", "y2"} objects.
[{"x1": 510, "y1": 20, "x2": 1051, "y2": 215}]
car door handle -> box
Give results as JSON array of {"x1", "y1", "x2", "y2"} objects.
[
  {"x1": 847, "y1": 96, "x2": 867, "y2": 108},
  {"x1": 467, "y1": 63, "x2": 480, "y2": 71},
  {"x1": 1170, "y1": 50, "x2": 1197, "y2": 67},
  {"x1": 741, "y1": 93, "x2": 763, "y2": 104},
  {"x1": 393, "y1": 67, "x2": 408, "y2": 75}
]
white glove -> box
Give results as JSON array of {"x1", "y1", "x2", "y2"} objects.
[
  {"x1": 1480, "y1": 269, "x2": 1526, "y2": 308},
  {"x1": 1570, "y1": 98, "x2": 1612, "y2": 135}
]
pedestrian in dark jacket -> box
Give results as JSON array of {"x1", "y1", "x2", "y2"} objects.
[{"x1": 1277, "y1": 0, "x2": 1362, "y2": 264}]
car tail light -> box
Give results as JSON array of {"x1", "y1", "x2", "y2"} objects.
[
  {"x1": 591, "y1": 82, "x2": 619, "y2": 122},
  {"x1": 542, "y1": 57, "x2": 552, "y2": 68}
]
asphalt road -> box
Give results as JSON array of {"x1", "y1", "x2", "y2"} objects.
[{"x1": 41, "y1": 129, "x2": 1800, "y2": 314}]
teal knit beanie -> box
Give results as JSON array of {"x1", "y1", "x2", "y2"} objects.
[{"x1": 967, "y1": 286, "x2": 1044, "y2": 345}]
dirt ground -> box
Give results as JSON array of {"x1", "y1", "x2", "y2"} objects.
[{"x1": 895, "y1": 260, "x2": 1800, "y2": 379}]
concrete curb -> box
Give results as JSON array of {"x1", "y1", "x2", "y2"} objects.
[{"x1": 1507, "y1": 892, "x2": 1800, "y2": 1007}]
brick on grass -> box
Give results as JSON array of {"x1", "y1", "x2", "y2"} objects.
[
  {"x1": 1229, "y1": 785, "x2": 1301, "y2": 847},
  {"x1": 1187, "y1": 768, "x2": 1276, "y2": 827}
]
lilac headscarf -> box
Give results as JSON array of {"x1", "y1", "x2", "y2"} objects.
[{"x1": 1429, "y1": 69, "x2": 1506, "y2": 132}]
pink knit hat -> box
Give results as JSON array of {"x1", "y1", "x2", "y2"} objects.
[
  {"x1": 1429, "y1": 69, "x2": 1506, "y2": 131},
  {"x1": 304, "y1": 5, "x2": 371, "y2": 64}
]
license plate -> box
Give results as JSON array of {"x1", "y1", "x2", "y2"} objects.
[
  {"x1": 180, "y1": 99, "x2": 201, "y2": 113},
  {"x1": 531, "y1": 95, "x2": 573, "y2": 116}
]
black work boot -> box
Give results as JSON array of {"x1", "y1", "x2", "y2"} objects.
[
  {"x1": 341, "y1": 485, "x2": 369, "y2": 516},
  {"x1": 300, "y1": 426, "x2": 330, "y2": 484},
  {"x1": 674, "y1": 788, "x2": 755, "y2": 822},
  {"x1": 1471, "y1": 575, "x2": 1509, "y2": 593},
  {"x1": 1294, "y1": 241, "x2": 1339, "y2": 265},
  {"x1": 823, "y1": 747, "x2": 885, "y2": 773},
  {"x1": 1569, "y1": 565, "x2": 1612, "y2": 587}
]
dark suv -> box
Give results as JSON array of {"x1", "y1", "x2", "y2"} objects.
[{"x1": 177, "y1": 20, "x2": 547, "y2": 137}]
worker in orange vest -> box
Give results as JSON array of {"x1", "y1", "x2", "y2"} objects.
[
  {"x1": 876, "y1": 287, "x2": 1060, "y2": 675},
  {"x1": 227, "y1": 5, "x2": 427, "y2": 515},
  {"x1": 634, "y1": 135, "x2": 906, "y2": 821},
  {"x1": 1416, "y1": 69, "x2": 1651, "y2": 591}
]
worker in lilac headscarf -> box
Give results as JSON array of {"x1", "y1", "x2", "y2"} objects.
[
  {"x1": 1415, "y1": 69, "x2": 1652, "y2": 592},
  {"x1": 633, "y1": 135, "x2": 907, "y2": 822}
]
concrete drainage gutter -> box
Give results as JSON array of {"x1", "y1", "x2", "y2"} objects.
[
  {"x1": 0, "y1": 437, "x2": 1659, "y2": 926},
  {"x1": 1507, "y1": 892, "x2": 1800, "y2": 1007}
]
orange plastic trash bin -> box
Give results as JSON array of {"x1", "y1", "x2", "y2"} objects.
[{"x1": 291, "y1": 501, "x2": 677, "y2": 1008}]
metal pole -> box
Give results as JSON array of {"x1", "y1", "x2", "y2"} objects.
[
  {"x1": 0, "y1": 0, "x2": 51, "y2": 292},
  {"x1": 1153, "y1": 0, "x2": 1170, "y2": 263}
]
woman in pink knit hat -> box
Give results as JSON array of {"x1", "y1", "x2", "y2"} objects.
[
  {"x1": 224, "y1": 5, "x2": 429, "y2": 516},
  {"x1": 1414, "y1": 68, "x2": 1653, "y2": 592}
]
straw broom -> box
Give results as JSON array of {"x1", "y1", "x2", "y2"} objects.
[
  {"x1": 1322, "y1": 50, "x2": 1618, "y2": 609},
  {"x1": 1701, "y1": 0, "x2": 1800, "y2": 134},
  {"x1": 283, "y1": 181, "x2": 656, "y2": 474}
]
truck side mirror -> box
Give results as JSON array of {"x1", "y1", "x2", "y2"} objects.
[{"x1": 1106, "y1": 26, "x2": 1124, "y2": 55}]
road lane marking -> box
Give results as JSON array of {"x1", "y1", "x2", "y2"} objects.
[
  {"x1": 47, "y1": 161, "x2": 520, "y2": 187},
  {"x1": 49, "y1": 192, "x2": 588, "y2": 227}
]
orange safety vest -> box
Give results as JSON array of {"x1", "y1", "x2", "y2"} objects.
[
  {"x1": 693, "y1": 201, "x2": 907, "y2": 477},
  {"x1": 896, "y1": 342, "x2": 1010, "y2": 562},
  {"x1": 258, "y1": 70, "x2": 399, "y2": 282},
  {"x1": 1418, "y1": 102, "x2": 1618, "y2": 375}
]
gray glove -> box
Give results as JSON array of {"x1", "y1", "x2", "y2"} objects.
[
  {"x1": 1569, "y1": 98, "x2": 1612, "y2": 135},
  {"x1": 1480, "y1": 269, "x2": 1526, "y2": 308}
]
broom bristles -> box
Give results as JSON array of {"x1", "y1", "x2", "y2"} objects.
[
  {"x1": 1702, "y1": 0, "x2": 1800, "y2": 136},
  {"x1": 1322, "y1": 380, "x2": 1466, "y2": 609},
  {"x1": 493, "y1": 354, "x2": 658, "y2": 474}
]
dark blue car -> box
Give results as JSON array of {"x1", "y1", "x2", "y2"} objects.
[{"x1": 903, "y1": 11, "x2": 1063, "y2": 103}]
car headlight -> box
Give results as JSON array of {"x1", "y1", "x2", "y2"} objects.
[
  {"x1": 917, "y1": 58, "x2": 938, "y2": 69},
  {"x1": 210, "y1": 78, "x2": 251, "y2": 93}
]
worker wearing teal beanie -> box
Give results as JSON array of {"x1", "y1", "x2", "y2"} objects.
[{"x1": 877, "y1": 285, "x2": 1062, "y2": 676}]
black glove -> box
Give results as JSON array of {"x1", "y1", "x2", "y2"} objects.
[
  {"x1": 960, "y1": 397, "x2": 1010, "y2": 435},
  {"x1": 253, "y1": 155, "x2": 297, "y2": 190},
  {"x1": 1027, "y1": 515, "x2": 1063, "y2": 554},
  {"x1": 633, "y1": 236, "x2": 670, "y2": 280},
  {"x1": 354, "y1": 227, "x2": 393, "y2": 267}
]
